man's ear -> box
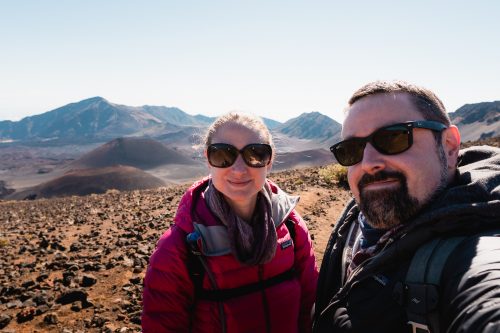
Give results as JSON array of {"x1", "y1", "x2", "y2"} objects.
[{"x1": 442, "y1": 125, "x2": 461, "y2": 169}]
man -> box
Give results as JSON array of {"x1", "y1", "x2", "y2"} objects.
[{"x1": 313, "y1": 80, "x2": 500, "y2": 332}]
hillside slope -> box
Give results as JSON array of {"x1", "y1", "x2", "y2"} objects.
[{"x1": 0, "y1": 166, "x2": 350, "y2": 332}]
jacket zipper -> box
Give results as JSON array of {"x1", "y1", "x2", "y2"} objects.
[
  {"x1": 259, "y1": 265, "x2": 272, "y2": 333},
  {"x1": 319, "y1": 237, "x2": 397, "y2": 318}
]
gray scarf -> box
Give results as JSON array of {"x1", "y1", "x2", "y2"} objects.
[{"x1": 204, "y1": 180, "x2": 277, "y2": 265}]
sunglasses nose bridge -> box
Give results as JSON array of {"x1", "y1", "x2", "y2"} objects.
[
  {"x1": 230, "y1": 151, "x2": 248, "y2": 169},
  {"x1": 359, "y1": 140, "x2": 387, "y2": 167}
]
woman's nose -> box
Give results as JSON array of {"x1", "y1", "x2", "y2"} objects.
[{"x1": 230, "y1": 154, "x2": 247, "y2": 172}]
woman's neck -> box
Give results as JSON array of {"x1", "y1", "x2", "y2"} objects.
[{"x1": 226, "y1": 195, "x2": 258, "y2": 222}]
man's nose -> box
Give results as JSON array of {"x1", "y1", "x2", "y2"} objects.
[{"x1": 359, "y1": 143, "x2": 385, "y2": 174}]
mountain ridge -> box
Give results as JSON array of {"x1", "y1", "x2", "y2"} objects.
[{"x1": 0, "y1": 96, "x2": 498, "y2": 144}]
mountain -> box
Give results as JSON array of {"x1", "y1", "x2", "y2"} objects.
[
  {"x1": 277, "y1": 112, "x2": 342, "y2": 143},
  {"x1": 263, "y1": 118, "x2": 282, "y2": 130},
  {"x1": 0, "y1": 97, "x2": 207, "y2": 142},
  {"x1": 141, "y1": 105, "x2": 211, "y2": 127},
  {"x1": 449, "y1": 101, "x2": 500, "y2": 142},
  {"x1": 0, "y1": 97, "x2": 286, "y2": 144},
  {"x1": 71, "y1": 137, "x2": 198, "y2": 170},
  {"x1": 272, "y1": 148, "x2": 333, "y2": 171},
  {"x1": 2, "y1": 97, "x2": 498, "y2": 148},
  {"x1": 5, "y1": 165, "x2": 166, "y2": 200}
]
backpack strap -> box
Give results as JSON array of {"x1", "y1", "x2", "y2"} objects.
[
  {"x1": 285, "y1": 218, "x2": 296, "y2": 246},
  {"x1": 186, "y1": 231, "x2": 209, "y2": 298},
  {"x1": 186, "y1": 217, "x2": 297, "y2": 300},
  {"x1": 403, "y1": 237, "x2": 465, "y2": 333}
]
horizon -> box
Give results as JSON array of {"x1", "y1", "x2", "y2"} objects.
[
  {"x1": 2, "y1": 95, "x2": 500, "y2": 126},
  {"x1": 1, "y1": 1, "x2": 500, "y2": 123}
]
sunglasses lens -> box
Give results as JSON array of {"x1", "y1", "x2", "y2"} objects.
[
  {"x1": 241, "y1": 144, "x2": 272, "y2": 167},
  {"x1": 331, "y1": 140, "x2": 366, "y2": 166},
  {"x1": 207, "y1": 144, "x2": 238, "y2": 167},
  {"x1": 373, "y1": 128, "x2": 410, "y2": 154}
]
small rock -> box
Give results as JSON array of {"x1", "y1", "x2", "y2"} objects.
[
  {"x1": 36, "y1": 273, "x2": 49, "y2": 282},
  {"x1": 130, "y1": 313, "x2": 141, "y2": 325},
  {"x1": 91, "y1": 315, "x2": 108, "y2": 328},
  {"x1": 55, "y1": 289, "x2": 89, "y2": 305},
  {"x1": 6, "y1": 300, "x2": 23, "y2": 309},
  {"x1": 80, "y1": 274, "x2": 97, "y2": 287},
  {"x1": 129, "y1": 276, "x2": 141, "y2": 285},
  {"x1": 16, "y1": 307, "x2": 36, "y2": 323},
  {"x1": 21, "y1": 279, "x2": 36, "y2": 289},
  {"x1": 70, "y1": 301, "x2": 82, "y2": 312},
  {"x1": 36, "y1": 304, "x2": 50, "y2": 315},
  {"x1": 43, "y1": 313, "x2": 58, "y2": 325},
  {"x1": 0, "y1": 314, "x2": 12, "y2": 329}
]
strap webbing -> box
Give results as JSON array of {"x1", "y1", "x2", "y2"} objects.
[
  {"x1": 405, "y1": 237, "x2": 465, "y2": 333},
  {"x1": 197, "y1": 268, "x2": 296, "y2": 301}
]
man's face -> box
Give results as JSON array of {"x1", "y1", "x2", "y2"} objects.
[{"x1": 342, "y1": 93, "x2": 450, "y2": 229}]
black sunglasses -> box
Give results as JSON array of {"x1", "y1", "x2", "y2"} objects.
[
  {"x1": 207, "y1": 143, "x2": 273, "y2": 168},
  {"x1": 330, "y1": 120, "x2": 448, "y2": 166}
]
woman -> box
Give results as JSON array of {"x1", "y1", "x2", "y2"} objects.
[{"x1": 142, "y1": 112, "x2": 318, "y2": 333}]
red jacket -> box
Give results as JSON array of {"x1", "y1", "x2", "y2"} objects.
[{"x1": 142, "y1": 178, "x2": 318, "y2": 333}]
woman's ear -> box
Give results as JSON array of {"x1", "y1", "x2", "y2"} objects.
[
  {"x1": 204, "y1": 149, "x2": 211, "y2": 168},
  {"x1": 266, "y1": 162, "x2": 273, "y2": 173},
  {"x1": 443, "y1": 125, "x2": 461, "y2": 169}
]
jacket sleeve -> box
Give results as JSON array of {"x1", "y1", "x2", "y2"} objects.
[
  {"x1": 441, "y1": 235, "x2": 500, "y2": 332},
  {"x1": 142, "y1": 225, "x2": 194, "y2": 332},
  {"x1": 290, "y1": 210, "x2": 319, "y2": 333}
]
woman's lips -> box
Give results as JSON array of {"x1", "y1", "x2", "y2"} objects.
[{"x1": 227, "y1": 179, "x2": 252, "y2": 187}]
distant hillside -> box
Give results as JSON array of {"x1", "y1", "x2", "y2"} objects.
[
  {"x1": 0, "y1": 97, "x2": 209, "y2": 142},
  {"x1": 6, "y1": 165, "x2": 166, "y2": 200},
  {"x1": 272, "y1": 148, "x2": 333, "y2": 171},
  {"x1": 1, "y1": 96, "x2": 497, "y2": 150},
  {"x1": 449, "y1": 101, "x2": 500, "y2": 142},
  {"x1": 72, "y1": 137, "x2": 197, "y2": 169},
  {"x1": 277, "y1": 112, "x2": 342, "y2": 143},
  {"x1": 0, "y1": 97, "x2": 284, "y2": 143}
]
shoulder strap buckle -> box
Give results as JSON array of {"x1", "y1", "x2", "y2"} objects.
[
  {"x1": 186, "y1": 231, "x2": 202, "y2": 256},
  {"x1": 408, "y1": 321, "x2": 431, "y2": 333}
]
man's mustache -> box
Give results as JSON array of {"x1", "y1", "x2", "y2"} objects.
[{"x1": 358, "y1": 170, "x2": 406, "y2": 191}]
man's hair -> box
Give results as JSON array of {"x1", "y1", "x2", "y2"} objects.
[{"x1": 348, "y1": 80, "x2": 451, "y2": 126}]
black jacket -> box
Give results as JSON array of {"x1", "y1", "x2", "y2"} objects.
[{"x1": 313, "y1": 146, "x2": 500, "y2": 333}]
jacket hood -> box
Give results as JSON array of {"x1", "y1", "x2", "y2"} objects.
[{"x1": 408, "y1": 145, "x2": 500, "y2": 234}]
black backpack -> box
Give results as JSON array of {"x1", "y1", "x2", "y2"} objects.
[{"x1": 397, "y1": 231, "x2": 500, "y2": 333}]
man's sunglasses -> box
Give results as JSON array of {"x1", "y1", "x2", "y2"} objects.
[
  {"x1": 330, "y1": 120, "x2": 448, "y2": 166},
  {"x1": 207, "y1": 143, "x2": 273, "y2": 168}
]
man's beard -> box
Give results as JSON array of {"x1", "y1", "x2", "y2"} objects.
[
  {"x1": 357, "y1": 171, "x2": 420, "y2": 229},
  {"x1": 357, "y1": 141, "x2": 450, "y2": 230}
]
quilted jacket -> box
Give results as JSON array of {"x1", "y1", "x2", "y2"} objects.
[{"x1": 143, "y1": 177, "x2": 318, "y2": 333}]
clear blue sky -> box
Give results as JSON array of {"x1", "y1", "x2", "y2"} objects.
[{"x1": 1, "y1": 0, "x2": 499, "y2": 123}]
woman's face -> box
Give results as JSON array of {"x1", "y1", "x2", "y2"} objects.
[{"x1": 206, "y1": 122, "x2": 272, "y2": 215}]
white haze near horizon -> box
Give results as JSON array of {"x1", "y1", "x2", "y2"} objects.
[{"x1": 1, "y1": 0, "x2": 499, "y2": 124}]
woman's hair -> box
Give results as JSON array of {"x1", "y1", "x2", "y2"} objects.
[{"x1": 204, "y1": 112, "x2": 274, "y2": 150}]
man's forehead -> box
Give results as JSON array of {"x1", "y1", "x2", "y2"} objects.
[{"x1": 341, "y1": 93, "x2": 421, "y2": 138}]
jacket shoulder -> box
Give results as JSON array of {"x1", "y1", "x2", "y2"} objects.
[
  {"x1": 440, "y1": 232, "x2": 500, "y2": 331},
  {"x1": 174, "y1": 177, "x2": 211, "y2": 233}
]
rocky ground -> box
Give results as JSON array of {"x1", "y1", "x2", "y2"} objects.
[{"x1": 0, "y1": 166, "x2": 350, "y2": 333}]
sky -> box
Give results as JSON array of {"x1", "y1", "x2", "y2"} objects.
[{"x1": 1, "y1": 1, "x2": 499, "y2": 124}]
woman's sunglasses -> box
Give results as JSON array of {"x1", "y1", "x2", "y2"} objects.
[
  {"x1": 207, "y1": 143, "x2": 273, "y2": 168},
  {"x1": 330, "y1": 120, "x2": 448, "y2": 166}
]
